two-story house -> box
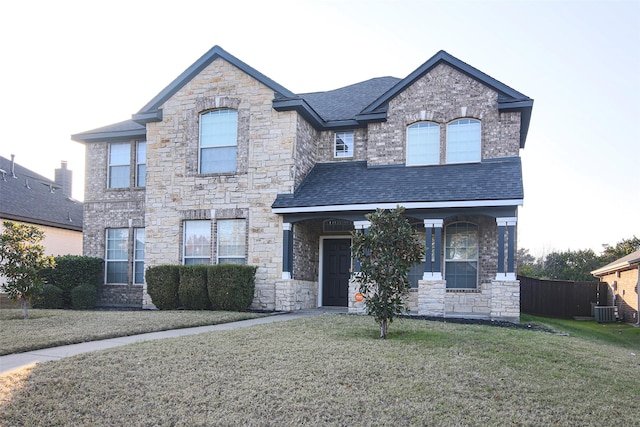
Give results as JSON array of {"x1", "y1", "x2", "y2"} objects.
[{"x1": 72, "y1": 46, "x2": 532, "y2": 321}]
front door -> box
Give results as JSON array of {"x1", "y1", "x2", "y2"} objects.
[{"x1": 322, "y1": 238, "x2": 351, "y2": 307}]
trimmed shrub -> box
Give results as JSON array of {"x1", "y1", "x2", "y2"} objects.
[
  {"x1": 179, "y1": 265, "x2": 210, "y2": 310},
  {"x1": 71, "y1": 284, "x2": 98, "y2": 309},
  {"x1": 146, "y1": 265, "x2": 181, "y2": 310},
  {"x1": 207, "y1": 264, "x2": 257, "y2": 311},
  {"x1": 39, "y1": 255, "x2": 103, "y2": 308},
  {"x1": 31, "y1": 284, "x2": 64, "y2": 309}
]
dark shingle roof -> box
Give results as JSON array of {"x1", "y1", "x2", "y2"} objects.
[
  {"x1": 0, "y1": 156, "x2": 83, "y2": 231},
  {"x1": 299, "y1": 77, "x2": 401, "y2": 123},
  {"x1": 272, "y1": 157, "x2": 523, "y2": 210},
  {"x1": 72, "y1": 47, "x2": 532, "y2": 147},
  {"x1": 71, "y1": 120, "x2": 145, "y2": 143}
]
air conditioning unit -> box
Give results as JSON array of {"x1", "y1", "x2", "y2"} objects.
[{"x1": 594, "y1": 306, "x2": 616, "y2": 323}]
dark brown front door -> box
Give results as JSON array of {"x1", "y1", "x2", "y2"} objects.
[{"x1": 322, "y1": 238, "x2": 351, "y2": 307}]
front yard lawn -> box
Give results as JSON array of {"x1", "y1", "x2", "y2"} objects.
[
  {"x1": 1, "y1": 314, "x2": 639, "y2": 426},
  {"x1": 0, "y1": 309, "x2": 267, "y2": 355}
]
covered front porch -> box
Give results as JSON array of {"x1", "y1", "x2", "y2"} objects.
[{"x1": 274, "y1": 208, "x2": 520, "y2": 322}]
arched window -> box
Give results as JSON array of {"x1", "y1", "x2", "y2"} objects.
[
  {"x1": 406, "y1": 122, "x2": 440, "y2": 165},
  {"x1": 445, "y1": 222, "x2": 478, "y2": 289},
  {"x1": 199, "y1": 109, "x2": 238, "y2": 173},
  {"x1": 446, "y1": 119, "x2": 481, "y2": 163}
]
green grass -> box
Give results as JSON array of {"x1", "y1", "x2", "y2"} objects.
[
  {"x1": 0, "y1": 309, "x2": 268, "y2": 355},
  {"x1": 1, "y1": 314, "x2": 639, "y2": 426},
  {"x1": 521, "y1": 314, "x2": 640, "y2": 350}
]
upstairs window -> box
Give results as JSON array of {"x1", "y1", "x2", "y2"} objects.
[
  {"x1": 200, "y1": 110, "x2": 238, "y2": 174},
  {"x1": 446, "y1": 119, "x2": 481, "y2": 163},
  {"x1": 445, "y1": 222, "x2": 479, "y2": 289},
  {"x1": 136, "y1": 141, "x2": 146, "y2": 187},
  {"x1": 406, "y1": 122, "x2": 440, "y2": 165},
  {"x1": 334, "y1": 131, "x2": 354, "y2": 158},
  {"x1": 217, "y1": 219, "x2": 247, "y2": 264},
  {"x1": 183, "y1": 220, "x2": 211, "y2": 265},
  {"x1": 108, "y1": 143, "x2": 130, "y2": 188}
]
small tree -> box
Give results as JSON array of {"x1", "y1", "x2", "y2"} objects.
[
  {"x1": 352, "y1": 207, "x2": 425, "y2": 339},
  {"x1": 0, "y1": 221, "x2": 55, "y2": 319}
]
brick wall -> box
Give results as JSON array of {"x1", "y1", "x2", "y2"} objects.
[
  {"x1": 600, "y1": 269, "x2": 639, "y2": 322},
  {"x1": 367, "y1": 63, "x2": 521, "y2": 166}
]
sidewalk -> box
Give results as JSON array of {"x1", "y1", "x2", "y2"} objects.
[{"x1": 0, "y1": 308, "x2": 344, "y2": 375}]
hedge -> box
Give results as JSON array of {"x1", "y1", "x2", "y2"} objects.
[
  {"x1": 71, "y1": 284, "x2": 98, "y2": 309},
  {"x1": 178, "y1": 265, "x2": 211, "y2": 310},
  {"x1": 207, "y1": 264, "x2": 257, "y2": 311},
  {"x1": 38, "y1": 255, "x2": 103, "y2": 308},
  {"x1": 145, "y1": 265, "x2": 181, "y2": 310},
  {"x1": 31, "y1": 284, "x2": 64, "y2": 309}
]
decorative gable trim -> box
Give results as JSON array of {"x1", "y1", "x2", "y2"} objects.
[{"x1": 132, "y1": 45, "x2": 296, "y2": 125}]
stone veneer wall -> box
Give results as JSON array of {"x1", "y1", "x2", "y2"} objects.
[
  {"x1": 367, "y1": 63, "x2": 521, "y2": 167},
  {"x1": 139, "y1": 57, "x2": 303, "y2": 310},
  {"x1": 275, "y1": 279, "x2": 317, "y2": 311}
]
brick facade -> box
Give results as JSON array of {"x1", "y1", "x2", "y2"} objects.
[
  {"x1": 599, "y1": 269, "x2": 639, "y2": 322},
  {"x1": 76, "y1": 47, "x2": 529, "y2": 321}
]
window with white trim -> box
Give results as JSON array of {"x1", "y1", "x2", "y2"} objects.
[
  {"x1": 445, "y1": 222, "x2": 479, "y2": 289},
  {"x1": 217, "y1": 219, "x2": 246, "y2": 264},
  {"x1": 406, "y1": 122, "x2": 440, "y2": 165},
  {"x1": 108, "y1": 143, "x2": 130, "y2": 188},
  {"x1": 200, "y1": 110, "x2": 238, "y2": 173},
  {"x1": 334, "y1": 131, "x2": 354, "y2": 158},
  {"x1": 183, "y1": 220, "x2": 211, "y2": 265},
  {"x1": 133, "y1": 228, "x2": 145, "y2": 284},
  {"x1": 106, "y1": 228, "x2": 128, "y2": 283},
  {"x1": 446, "y1": 119, "x2": 481, "y2": 163},
  {"x1": 136, "y1": 141, "x2": 146, "y2": 187}
]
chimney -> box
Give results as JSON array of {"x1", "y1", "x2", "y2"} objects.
[{"x1": 55, "y1": 160, "x2": 73, "y2": 198}]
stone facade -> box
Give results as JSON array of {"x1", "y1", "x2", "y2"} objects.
[{"x1": 76, "y1": 48, "x2": 529, "y2": 321}]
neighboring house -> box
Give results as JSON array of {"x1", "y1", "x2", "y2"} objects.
[
  {"x1": 592, "y1": 250, "x2": 640, "y2": 323},
  {"x1": 71, "y1": 45, "x2": 533, "y2": 321},
  {"x1": 0, "y1": 155, "x2": 83, "y2": 290}
]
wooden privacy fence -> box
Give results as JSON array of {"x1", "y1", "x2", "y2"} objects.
[{"x1": 519, "y1": 275, "x2": 608, "y2": 319}]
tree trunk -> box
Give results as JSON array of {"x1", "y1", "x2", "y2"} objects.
[
  {"x1": 21, "y1": 296, "x2": 29, "y2": 319},
  {"x1": 380, "y1": 319, "x2": 388, "y2": 339}
]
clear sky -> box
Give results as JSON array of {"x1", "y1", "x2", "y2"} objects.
[{"x1": 1, "y1": 0, "x2": 638, "y2": 257}]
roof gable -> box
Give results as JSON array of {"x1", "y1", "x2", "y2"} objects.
[
  {"x1": 358, "y1": 50, "x2": 534, "y2": 148},
  {"x1": 132, "y1": 45, "x2": 296, "y2": 124}
]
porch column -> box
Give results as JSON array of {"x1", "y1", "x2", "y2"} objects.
[
  {"x1": 353, "y1": 220, "x2": 371, "y2": 272},
  {"x1": 282, "y1": 223, "x2": 293, "y2": 279},
  {"x1": 423, "y1": 219, "x2": 443, "y2": 280},
  {"x1": 496, "y1": 217, "x2": 517, "y2": 281}
]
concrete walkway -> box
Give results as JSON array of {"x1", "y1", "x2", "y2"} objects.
[{"x1": 0, "y1": 308, "x2": 345, "y2": 375}]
